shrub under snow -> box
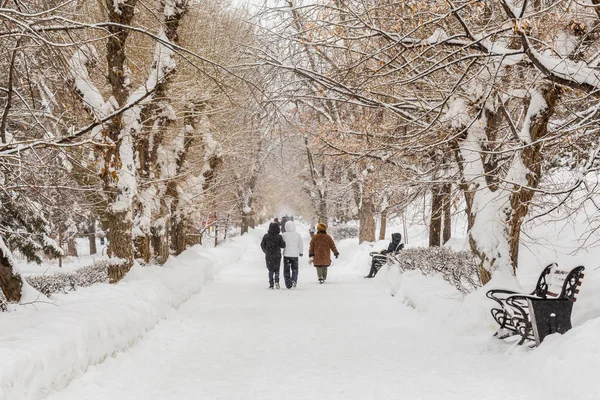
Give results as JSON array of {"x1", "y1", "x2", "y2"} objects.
[
  {"x1": 387, "y1": 247, "x2": 481, "y2": 293},
  {"x1": 328, "y1": 224, "x2": 359, "y2": 240},
  {"x1": 23, "y1": 262, "x2": 109, "y2": 297}
]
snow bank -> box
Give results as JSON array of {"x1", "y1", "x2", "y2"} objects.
[
  {"x1": 0, "y1": 231, "x2": 255, "y2": 400},
  {"x1": 382, "y1": 268, "x2": 463, "y2": 318}
]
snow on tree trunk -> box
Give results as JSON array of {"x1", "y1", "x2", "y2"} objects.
[
  {"x1": 152, "y1": 215, "x2": 170, "y2": 265},
  {"x1": 450, "y1": 85, "x2": 558, "y2": 284},
  {"x1": 133, "y1": 0, "x2": 188, "y2": 260},
  {"x1": 68, "y1": 0, "x2": 185, "y2": 274},
  {"x1": 103, "y1": 0, "x2": 139, "y2": 282},
  {"x1": 507, "y1": 85, "x2": 559, "y2": 270},
  {"x1": 0, "y1": 236, "x2": 22, "y2": 302}
]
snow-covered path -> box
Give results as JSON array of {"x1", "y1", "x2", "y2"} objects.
[{"x1": 47, "y1": 230, "x2": 563, "y2": 400}]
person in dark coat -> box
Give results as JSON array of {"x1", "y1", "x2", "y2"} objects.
[
  {"x1": 280, "y1": 215, "x2": 289, "y2": 233},
  {"x1": 365, "y1": 233, "x2": 403, "y2": 278},
  {"x1": 308, "y1": 223, "x2": 339, "y2": 284},
  {"x1": 261, "y1": 222, "x2": 286, "y2": 289}
]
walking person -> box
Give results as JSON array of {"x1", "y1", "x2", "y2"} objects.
[
  {"x1": 308, "y1": 223, "x2": 339, "y2": 284},
  {"x1": 281, "y1": 215, "x2": 289, "y2": 233},
  {"x1": 282, "y1": 220, "x2": 303, "y2": 289},
  {"x1": 261, "y1": 222, "x2": 286, "y2": 289}
]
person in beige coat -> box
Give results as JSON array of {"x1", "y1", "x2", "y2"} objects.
[{"x1": 308, "y1": 223, "x2": 339, "y2": 284}]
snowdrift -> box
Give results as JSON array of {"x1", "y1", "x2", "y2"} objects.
[
  {"x1": 0, "y1": 231, "x2": 257, "y2": 400},
  {"x1": 376, "y1": 257, "x2": 600, "y2": 400}
]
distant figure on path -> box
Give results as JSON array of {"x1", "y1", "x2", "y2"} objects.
[
  {"x1": 308, "y1": 223, "x2": 339, "y2": 284},
  {"x1": 261, "y1": 222, "x2": 286, "y2": 289},
  {"x1": 282, "y1": 220, "x2": 303, "y2": 289},
  {"x1": 281, "y1": 215, "x2": 289, "y2": 233}
]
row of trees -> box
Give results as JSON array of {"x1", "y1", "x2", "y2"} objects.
[
  {"x1": 0, "y1": 0, "x2": 284, "y2": 302},
  {"x1": 257, "y1": 0, "x2": 600, "y2": 283},
  {"x1": 3, "y1": 0, "x2": 600, "y2": 302}
]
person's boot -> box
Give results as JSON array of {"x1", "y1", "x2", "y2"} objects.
[{"x1": 275, "y1": 282, "x2": 280, "y2": 289}]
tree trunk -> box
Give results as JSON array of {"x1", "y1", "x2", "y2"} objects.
[
  {"x1": 88, "y1": 218, "x2": 97, "y2": 255},
  {"x1": 151, "y1": 219, "x2": 170, "y2": 265},
  {"x1": 58, "y1": 229, "x2": 63, "y2": 268},
  {"x1": 102, "y1": 0, "x2": 138, "y2": 283},
  {"x1": 317, "y1": 198, "x2": 328, "y2": 225},
  {"x1": 359, "y1": 196, "x2": 376, "y2": 243},
  {"x1": 241, "y1": 214, "x2": 250, "y2": 235},
  {"x1": 379, "y1": 209, "x2": 387, "y2": 241},
  {"x1": 67, "y1": 237, "x2": 78, "y2": 257},
  {"x1": 0, "y1": 238, "x2": 22, "y2": 302},
  {"x1": 442, "y1": 183, "x2": 452, "y2": 244},
  {"x1": 134, "y1": 236, "x2": 151, "y2": 263},
  {"x1": 451, "y1": 85, "x2": 557, "y2": 283},
  {"x1": 507, "y1": 85, "x2": 558, "y2": 271},
  {"x1": 214, "y1": 222, "x2": 219, "y2": 247},
  {"x1": 429, "y1": 184, "x2": 443, "y2": 247},
  {"x1": 172, "y1": 218, "x2": 187, "y2": 256},
  {"x1": 107, "y1": 210, "x2": 134, "y2": 283}
]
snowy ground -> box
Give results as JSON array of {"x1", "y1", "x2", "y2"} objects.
[{"x1": 0, "y1": 225, "x2": 591, "y2": 399}]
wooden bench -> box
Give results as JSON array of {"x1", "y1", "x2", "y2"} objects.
[{"x1": 486, "y1": 264, "x2": 585, "y2": 346}]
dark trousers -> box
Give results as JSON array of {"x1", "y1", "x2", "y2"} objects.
[
  {"x1": 266, "y1": 257, "x2": 281, "y2": 285},
  {"x1": 283, "y1": 257, "x2": 299, "y2": 288},
  {"x1": 366, "y1": 255, "x2": 387, "y2": 277}
]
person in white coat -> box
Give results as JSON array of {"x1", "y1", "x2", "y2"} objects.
[{"x1": 281, "y1": 220, "x2": 303, "y2": 289}]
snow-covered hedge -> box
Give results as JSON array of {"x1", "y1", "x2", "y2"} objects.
[
  {"x1": 387, "y1": 247, "x2": 481, "y2": 293},
  {"x1": 24, "y1": 261, "x2": 109, "y2": 297},
  {"x1": 329, "y1": 225, "x2": 359, "y2": 240}
]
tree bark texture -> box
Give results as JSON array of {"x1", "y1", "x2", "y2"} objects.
[
  {"x1": 88, "y1": 218, "x2": 97, "y2": 255},
  {"x1": 107, "y1": 210, "x2": 135, "y2": 283},
  {"x1": 429, "y1": 184, "x2": 443, "y2": 247},
  {"x1": 507, "y1": 85, "x2": 559, "y2": 271},
  {"x1": 358, "y1": 195, "x2": 376, "y2": 243},
  {"x1": 152, "y1": 213, "x2": 170, "y2": 265},
  {"x1": 134, "y1": 236, "x2": 151, "y2": 263},
  {"x1": 67, "y1": 237, "x2": 78, "y2": 257},
  {"x1": 0, "y1": 241, "x2": 22, "y2": 302},
  {"x1": 171, "y1": 220, "x2": 187, "y2": 256},
  {"x1": 379, "y1": 209, "x2": 387, "y2": 241},
  {"x1": 442, "y1": 183, "x2": 452, "y2": 244},
  {"x1": 102, "y1": 0, "x2": 138, "y2": 282}
]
